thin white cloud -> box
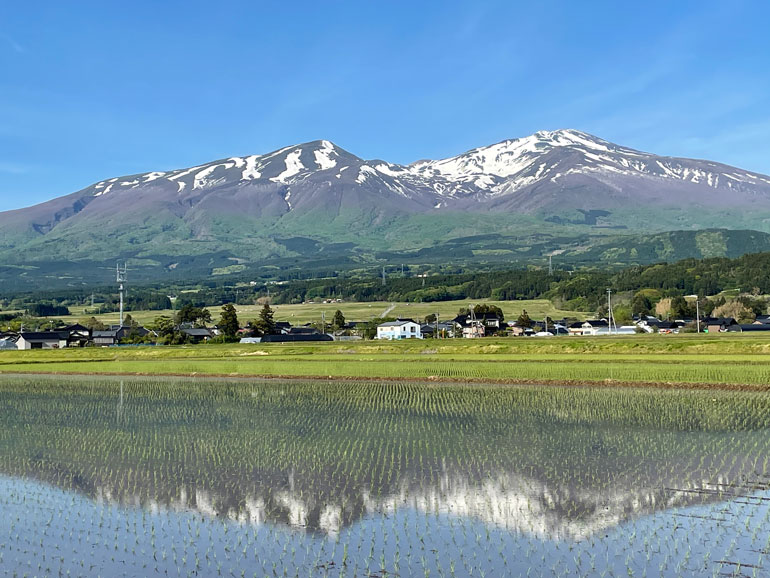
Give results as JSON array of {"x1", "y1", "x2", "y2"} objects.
[
  {"x1": 1, "y1": 33, "x2": 25, "y2": 53},
  {"x1": 0, "y1": 162, "x2": 30, "y2": 174}
]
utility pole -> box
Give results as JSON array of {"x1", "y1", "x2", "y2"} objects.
[
  {"x1": 548, "y1": 255, "x2": 553, "y2": 276},
  {"x1": 696, "y1": 298, "x2": 700, "y2": 333},
  {"x1": 687, "y1": 294, "x2": 701, "y2": 333},
  {"x1": 606, "y1": 288, "x2": 615, "y2": 335},
  {"x1": 382, "y1": 266, "x2": 386, "y2": 286},
  {"x1": 116, "y1": 262, "x2": 127, "y2": 327}
]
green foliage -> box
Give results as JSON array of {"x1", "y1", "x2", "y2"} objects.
[
  {"x1": 332, "y1": 309, "x2": 346, "y2": 330},
  {"x1": 218, "y1": 303, "x2": 239, "y2": 339},
  {"x1": 252, "y1": 303, "x2": 276, "y2": 335},
  {"x1": 80, "y1": 316, "x2": 107, "y2": 331},
  {"x1": 27, "y1": 303, "x2": 70, "y2": 317},
  {"x1": 176, "y1": 303, "x2": 211, "y2": 327},
  {"x1": 516, "y1": 309, "x2": 533, "y2": 328}
]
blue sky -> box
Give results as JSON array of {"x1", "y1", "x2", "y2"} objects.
[{"x1": 1, "y1": 0, "x2": 768, "y2": 210}]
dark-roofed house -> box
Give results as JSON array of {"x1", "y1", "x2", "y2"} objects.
[
  {"x1": 645, "y1": 320, "x2": 685, "y2": 334},
  {"x1": 703, "y1": 317, "x2": 739, "y2": 333},
  {"x1": 275, "y1": 321, "x2": 292, "y2": 334},
  {"x1": 62, "y1": 324, "x2": 91, "y2": 347},
  {"x1": 93, "y1": 330, "x2": 117, "y2": 346},
  {"x1": 180, "y1": 328, "x2": 213, "y2": 343},
  {"x1": 93, "y1": 326, "x2": 152, "y2": 346},
  {"x1": 17, "y1": 331, "x2": 68, "y2": 349}
]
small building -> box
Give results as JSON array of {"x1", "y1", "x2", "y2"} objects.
[
  {"x1": 62, "y1": 324, "x2": 91, "y2": 347},
  {"x1": 376, "y1": 319, "x2": 422, "y2": 340},
  {"x1": 17, "y1": 331, "x2": 68, "y2": 350},
  {"x1": 0, "y1": 338, "x2": 18, "y2": 350},
  {"x1": 260, "y1": 333, "x2": 333, "y2": 343},
  {"x1": 646, "y1": 320, "x2": 684, "y2": 334},
  {"x1": 568, "y1": 320, "x2": 609, "y2": 336},
  {"x1": 703, "y1": 317, "x2": 739, "y2": 333},
  {"x1": 275, "y1": 321, "x2": 292, "y2": 335},
  {"x1": 462, "y1": 323, "x2": 485, "y2": 338},
  {"x1": 93, "y1": 326, "x2": 151, "y2": 346},
  {"x1": 93, "y1": 329, "x2": 119, "y2": 346},
  {"x1": 180, "y1": 328, "x2": 213, "y2": 343},
  {"x1": 239, "y1": 337, "x2": 262, "y2": 344}
]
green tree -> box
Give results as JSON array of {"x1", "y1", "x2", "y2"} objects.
[
  {"x1": 670, "y1": 296, "x2": 694, "y2": 319},
  {"x1": 253, "y1": 304, "x2": 276, "y2": 335},
  {"x1": 149, "y1": 315, "x2": 175, "y2": 338},
  {"x1": 122, "y1": 313, "x2": 140, "y2": 328},
  {"x1": 81, "y1": 317, "x2": 106, "y2": 331},
  {"x1": 516, "y1": 309, "x2": 533, "y2": 328},
  {"x1": 218, "y1": 303, "x2": 239, "y2": 339},
  {"x1": 176, "y1": 304, "x2": 211, "y2": 327},
  {"x1": 332, "y1": 309, "x2": 346, "y2": 330},
  {"x1": 631, "y1": 292, "x2": 652, "y2": 316},
  {"x1": 473, "y1": 304, "x2": 505, "y2": 322}
]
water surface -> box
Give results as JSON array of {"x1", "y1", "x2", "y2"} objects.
[{"x1": 0, "y1": 375, "x2": 768, "y2": 576}]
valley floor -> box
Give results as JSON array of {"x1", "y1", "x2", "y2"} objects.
[{"x1": 3, "y1": 334, "x2": 770, "y2": 389}]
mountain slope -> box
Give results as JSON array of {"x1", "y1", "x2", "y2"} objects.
[{"x1": 2, "y1": 130, "x2": 770, "y2": 287}]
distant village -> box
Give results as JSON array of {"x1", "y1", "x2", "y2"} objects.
[{"x1": 1, "y1": 307, "x2": 768, "y2": 350}]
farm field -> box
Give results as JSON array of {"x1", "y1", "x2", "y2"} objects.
[
  {"x1": 5, "y1": 334, "x2": 770, "y2": 388},
  {"x1": 0, "y1": 375, "x2": 768, "y2": 576},
  {"x1": 55, "y1": 298, "x2": 589, "y2": 326}
]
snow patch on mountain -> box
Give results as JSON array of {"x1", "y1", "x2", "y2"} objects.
[
  {"x1": 356, "y1": 165, "x2": 377, "y2": 184},
  {"x1": 143, "y1": 172, "x2": 166, "y2": 183},
  {"x1": 242, "y1": 155, "x2": 262, "y2": 180},
  {"x1": 313, "y1": 141, "x2": 337, "y2": 170},
  {"x1": 194, "y1": 162, "x2": 235, "y2": 190},
  {"x1": 272, "y1": 150, "x2": 304, "y2": 183}
]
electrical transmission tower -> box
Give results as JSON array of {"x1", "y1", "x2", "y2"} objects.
[{"x1": 116, "y1": 262, "x2": 127, "y2": 327}]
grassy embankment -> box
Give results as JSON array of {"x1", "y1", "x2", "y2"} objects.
[{"x1": 4, "y1": 334, "x2": 770, "y2": 388}]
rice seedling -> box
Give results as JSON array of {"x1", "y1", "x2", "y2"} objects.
[{"x1": 0, "y1": 374, "x2": 767, "y2": 575}]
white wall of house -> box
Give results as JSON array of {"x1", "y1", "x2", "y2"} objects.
[
  {"x1": 376, "y1": 322, "x2": 422, "y2": 340},
  {"x1": 17, "y1": 337, "x2": 67, "y2": 349}
]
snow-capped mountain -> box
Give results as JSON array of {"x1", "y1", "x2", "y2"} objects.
[
  {"x1": 62, "y1": 129, "x2": 770, "y2": 214},
  {"x1": 3, "y1": 129, "x2": 770, "y2": 286}
]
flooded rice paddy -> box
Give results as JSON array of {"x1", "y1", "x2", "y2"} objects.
[{"x1": 0, "y1": 375, "x2": 769, "y2": 577}]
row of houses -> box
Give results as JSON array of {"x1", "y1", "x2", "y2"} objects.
[
  {"x1": 0, "y1": 323, "x2": 211, "y2": 350},
  {"x1": 4, "y1": 312, "x2": 770, "y2": 350},
  {"x1": 373, "y1": 314, "x2": 770, "y2": 340}
]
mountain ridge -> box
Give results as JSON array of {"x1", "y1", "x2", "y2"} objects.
[{"x1": 3, "y1": 129, "x2": 770, "y2": 288}]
